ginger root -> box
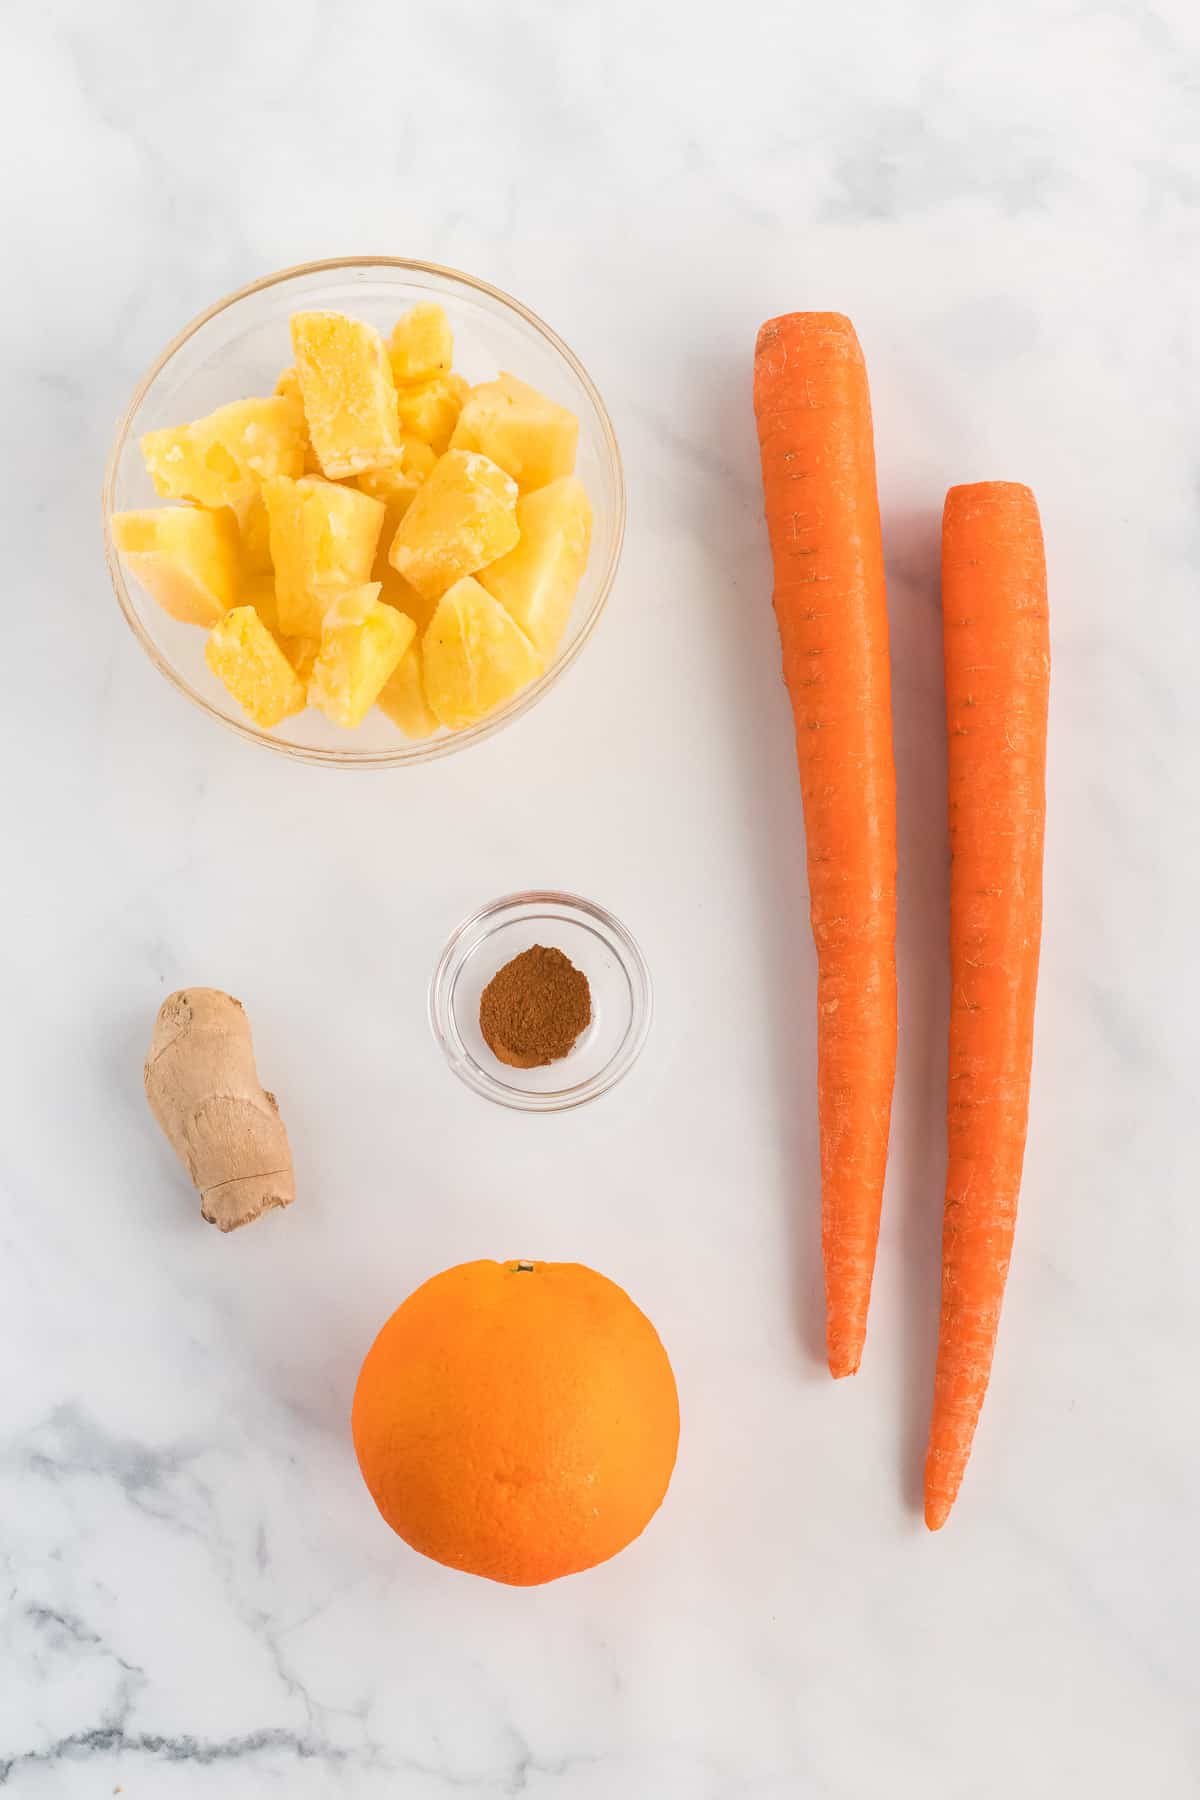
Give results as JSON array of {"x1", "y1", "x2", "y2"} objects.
[{"x1": 145, "y1": 989, "x2": 295, "y2": 1232}]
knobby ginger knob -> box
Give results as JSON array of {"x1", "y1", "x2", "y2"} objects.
[{"x1": 144, "y1": 988, "x2": 295, "y2": 1232}]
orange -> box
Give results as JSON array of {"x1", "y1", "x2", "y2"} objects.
[{"x1": 351, "y1": 1259, "x2": 680, "y2": 1586}]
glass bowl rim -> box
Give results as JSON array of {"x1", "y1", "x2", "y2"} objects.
[
  {"x1": 428, "y1": 888, "x2": 653, "y2": 1111},
  {"x1": 101, "y1": 255, "x2": 626, "y2": 769}
]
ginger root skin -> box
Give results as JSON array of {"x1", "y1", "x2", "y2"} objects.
[{"x1": 145, "y1": 989, "x2": 295, "y2": 1232}]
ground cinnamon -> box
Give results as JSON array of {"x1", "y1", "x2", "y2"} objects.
[{"x1": 479, "y1": 946, "x2": 592, "y2": 1069}]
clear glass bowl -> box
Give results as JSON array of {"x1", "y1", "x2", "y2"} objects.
[
  {"x1": 429, "y1": 892, "x2": 652, "y2": 1111},
  {"x1": 102, "y1": 258, "x2": 625, "y2": 767}
]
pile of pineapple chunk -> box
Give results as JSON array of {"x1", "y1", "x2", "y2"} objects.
[{"x1": 112, "y1": 304, "x2": 593, "y2": 737}]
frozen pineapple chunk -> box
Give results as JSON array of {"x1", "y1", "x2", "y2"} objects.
[
  {"x1": 422, "y1": 577, "x2": 542, "y2": 730},
  {"x1": 205, "y1": 606, "x2": 307, "y2": 728},
  {"x1": 262, "y1": 475, "x2": 385, "y2": 639},
  {"x1": 141, "y1": 397, "x2": 305, "y2": 517},
  {"x1": 112, "y1": 506, "x2": 239, "y2": 627},
  {"x1": 308, "y1": 584, "x2": 415, "y2": 729},
  {"x1": 450, "y1": 373, "x2": 578, "y2": 491},
  {"x1": 291, "y1": 311, "x2": 402, "y2": 478},
  {"x1": 388, "y1": 303, "x2": 454, "y2": 384},
  {"x1": 479, "y1": 477, "x2": 592, "y2": 658},
  {"x1": 378, "y1": 642, "x2": 438, "y2": 739},
  {"x1": 394, "y1": 372, "x2": 469, "y2": 454},
  {"x1": 388, "y1": 449, "x2": 519, "y2": 601}
]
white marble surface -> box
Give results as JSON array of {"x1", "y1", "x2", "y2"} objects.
[{"x1": 3, "y1": 1, "x2": 1198, "y2": 1793}]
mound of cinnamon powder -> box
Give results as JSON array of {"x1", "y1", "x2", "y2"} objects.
[{"x1": 479, "y1": 946, "x2": 592, "y2": 1069}]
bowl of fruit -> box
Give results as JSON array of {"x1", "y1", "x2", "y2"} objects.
[{"x1": 103, "y1": 258, "x2": 624, "y2": 766}]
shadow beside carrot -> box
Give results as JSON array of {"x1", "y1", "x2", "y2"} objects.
[{"x1": 881, "y1": 505, "x2": 952, "y2": 1515}]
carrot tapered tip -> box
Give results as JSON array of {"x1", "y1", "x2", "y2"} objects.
[
  {"x1": 924, "y1": 1494, "x2": 952, "y2": 1532},
  {"x1": 827, "y1": 1331, "x2": 864, "y2": 1380}
]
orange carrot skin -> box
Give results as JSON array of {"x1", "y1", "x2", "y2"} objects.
[
  {"x1": 753, "y1": 314, "x2": 898, "y2": 1378},
  {"x1": 926, "y1": 482, "x2": 1049, "y2": 1529}
]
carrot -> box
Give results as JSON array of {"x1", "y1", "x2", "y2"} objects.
[
  {"x1": 925, "y1": 481, "x2": 1049, "y2": 1529},
  {"x1": 753, "y1": 313, "x2": 898, "y2": 1378}
]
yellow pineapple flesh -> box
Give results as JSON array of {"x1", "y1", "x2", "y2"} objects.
[
  {"x1": 112, "y1": 506, "x2": 240, "y2": 627},
  {"x1": 377, "y1": 642, "x2": 438, "y2": 739},
  {"x1": 308, "y1": 584, "x2": 415, "y2": 729},
  {"x1": 450, "y1": 373, "x2": 578, "y2": 490},
  {"x1": 394, "y1": 372, "x2": 468, "y2": 454},
  {"x1": 422, "y1": 577, "x2": 543, "y2": 729},
  {"x1": 238, "y1": 570, "x2": 280, "y2": 630},
  {"x1": 275, "y1": 366, "x2": 323, "y2": 472},
  {"x1": 356, "y1": 456, "x2": 424, "y2": 523},
  {"x1": 119, "y1": 303, "x2": 585, "y2": 742},
  {"x1": 279, "y1": 634, "x2": 319, "y2": 683},
  {"x1": 141, "y1": 397, "x2": 306, "y2": 517},
  {"x1": 388, "y1": 449, "x2": 519, "y2": 601},
  {"x1": 205, "y1": 605, "x2": 307, "y2": 728},
  {"x1": 237, "y1": 492, "x2": 274, "y2": 576},
  {"x1": 236, "y1": 580, "x2": 315, "y2": 683},
  {"x1": 262, "y1": 475, "x2": 385, "y2": 639},
  {"x1": 357, "y1": 447, "x2": 437, "y2": 612},
  {"x1": 398, "y1": 434, "x2": 437, "y2": 481},
  {"x1": 378, "y1": 568, "x2": 437, "y2": 632},
  {"x1": 388, "y1": 303, "x2": 454, "y2": 384},
  {"x1": 479, "y1": 476, "x2": 592, "y2": 658},
  {"x1": 291, "y1": 311, "x2": 402, "y2": 479}
]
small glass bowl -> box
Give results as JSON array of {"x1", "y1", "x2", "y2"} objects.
[
  {"x1": 102, "y1": 257, "x2": 625, "y2": 767},
  {"x1": 430, "y1": 892, "x2": 652, "y2": 1111}
]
